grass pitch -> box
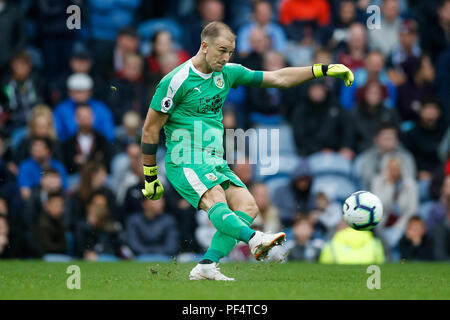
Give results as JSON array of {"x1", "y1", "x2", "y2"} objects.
[{"x1": 0, "y1": 261, "x2": 449, "y2": 300}]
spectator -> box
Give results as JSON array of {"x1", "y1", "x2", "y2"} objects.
[
  {"x1": 22, "y1": 169, "x2": 63, "y2": 230},
  {"x1": 0, "y1": 196, "x2": 36, "y2": 258},
  {"x1": 279, "y1": 0, "x2": 331, "y2": 28},
  {"x1": 88, "y1": 0, "x2": 141, "y2": 78},
  {"x1": 118, "y1": 145, "x2": 144, "y2": 220},
  {"x1": 386, "y1": 19, "x2": 422, "y2": 87},
  {"x1": 250, "y1": 182, "x2": 281, "y2": 234},
  {"x1": 427, "y1": 175, "x2": 450, "y2": 233},
  {"x1": 0, "y1": 0, "x2": 27, "y2": 74},
  {"x1": 325, "y1": 0, "x2": 359, "y2": 51},
  {"x1": 50, "y1": 48, "x2": 105, "y2": 105},
  {"x1": 1, "y1": 51, "x2": 46, "y2": 131},
  {"x1": 17, "y1": 137, "x2": 68, "y2": 199},
  {"x1": 396, "y1": 55, "x2": 437, "y2": 122},
  {"x1": 291, "y1": 78, "x2": 352, "y2": 157},
  {"x1": 309, "y1": 191, "x2": 342, "y2": 237},
  {"x1": 340, "y1": 50, "x2": 397, "y2": 110},
  {"x1": 287, "y1": 215, "x2": 325, "y2": 262},
  {"x1": 237, "y1": 26, "x2": 272, "y2": 71},
  {"x1": 420, "y1": 0, "x2": 450, "y2": 63},
  {"x1": 371, "y1": 156, "x2": 418, "y2": 250},
  {"x1": 108, "y1": 54, "x2": 149, "y2": 123},
  {"x1": 28, "y1": 0, "x2": 76, "y2": 80},
  {"x1": 62, "y1": 104, "x2": 112, "y2": 174},
  {"x1": 0, "y1": 198, "x2": 9, "y2": 258},
  {"x1": 436, "y1": 48, "x2": 450, "y2": 119},
  {"x1": 183, "y1": 0, "x2": 225, "y2": 56},
  {"x1": 319, "y1": 220, "x2": 385, "y2": 264},
  {"x1": 75, "y1": 195, "x2": 122, "y2": 261},
  {"x1": 68, "y1": 163, "x2": 116, "y2": 229},
  {"x1": 398, "y1": 216, "x2": 433, "y2": 261},
  {"x1": 53, "y1": 73, "x2": 114, "y2": 142},
  {"x1": 402, "y1": 98, "x2": 447, "y2": 180},
  {"x1": 114, "y1": 111, "x2": 142, "y2": 154},
  {"x1": 32, "y1": 191, "x2": 67, "y2": 257},
  {"x1": 147, "y1": 30, "x2": 189, "y2": 77},
  {"x1": 126, "y1": 197, "x2": 179, "y2": 258},
  {"x1": 246, "y1": 51, "x2": 297, "y2": 126},
  {"x1": 283, "y1": 20, "x2": 319, "y2": 67},
  {"x1": 337, "y1": 22, "x2": 367, "y2": 71},
  {"x1": 347, "y1": 79, "x2": 400, "y2": 154},
  {"x1": 236, "y1": 0, "x2": 287, "y2": 57},
  {"x1": 12, "y1": 105, "x2": 63, "y2": 168},
  {"x1": 368, "y1": 0, "x2": 402, "y2": 58},
  {"x1": 359, "y1": 123, "x2": 416, "y2": 190},
  {"x1": 272, "y1": 160, "x2": 315, "y2": 228},
  {"x1": 431, "y1": 209, "x2": 450, "y2": 261}
]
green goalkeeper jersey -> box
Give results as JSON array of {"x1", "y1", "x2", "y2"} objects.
[{"x1": 150, "y1": 59, "x2": 263, "y2": 165}]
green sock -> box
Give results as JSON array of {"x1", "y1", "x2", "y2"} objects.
[
  {"x1": 208, "y1": 202, "x2": 255, "y2": 243},
  {"x1": 202, "y1": 211, "x2": 255, "y2": 263}
]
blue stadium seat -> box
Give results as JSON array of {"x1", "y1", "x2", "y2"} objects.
[
  {"x1": 265, "y1": 176, "x2": 290, "y2": 203},
  {"x1": 351, "y1": 154, "x2": 364, "y2": 189},
  {"x1": 417, "y1": 179, "x2": 431, "y2": 203},
  {"x1": 254, "y1": 153, "x2": 302, "y2": 182},
  {"x1": 307, "y1": 152, "x2": 352, "y2": 178},
  {"x1": 311, "y1": 175, "x2": 357, "y2": 203}
]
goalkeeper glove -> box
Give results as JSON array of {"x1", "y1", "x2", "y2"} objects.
[
  {"x1": 312, "y1": 63, "x2": 354, "y2": 87},
  {"x1": 141, "y1": 165, "x2": 164, "y2": 200}
]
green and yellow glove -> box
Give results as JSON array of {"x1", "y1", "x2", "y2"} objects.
[
  {"x1": 141, "y1": 165, "x2": 164, "y2": 200},
  {"x1": 312, "y1": 63, "x2": 354, "y2": 87}
]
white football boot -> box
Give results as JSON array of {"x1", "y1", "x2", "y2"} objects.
[
  {"x1": 249, "y1": 231, "x2": 286, "y2": 261},
  {"x1": 189, "y1": 263, "x2": 235, "y2": 281}
]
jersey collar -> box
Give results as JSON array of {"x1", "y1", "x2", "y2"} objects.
[{"x1": 189, "y1": 59, "x2": 213, "y2": 79}]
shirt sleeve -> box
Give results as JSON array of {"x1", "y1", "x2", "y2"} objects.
[
  {"x1": 225, "y1": 63, "x2": 263, "y2": 89},
  {"x1": 149, "y1": 75, "x2": 183, "y2": 115}
]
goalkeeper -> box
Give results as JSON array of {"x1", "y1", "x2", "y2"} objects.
[{"x1": 141, "y1": 21, "x2": 353, "y2": 281}]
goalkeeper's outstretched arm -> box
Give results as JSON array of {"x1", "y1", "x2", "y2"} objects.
[{"x1": 261, "y1": 63, "x2": 354, "y2": 89}]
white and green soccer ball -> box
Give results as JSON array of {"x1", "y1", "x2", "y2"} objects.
[{"x1": 342, "y1": 191, "x2": 383, "y2": 231}]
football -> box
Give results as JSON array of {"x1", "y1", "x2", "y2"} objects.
[{"x1": 342, "y1": 191, "x2": 383, "y2": 231}]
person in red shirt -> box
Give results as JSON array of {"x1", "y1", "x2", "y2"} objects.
[{"x1": 279, "y1": 0, "x2": 331, "y2": 27}]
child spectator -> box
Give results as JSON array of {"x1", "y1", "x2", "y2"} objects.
[
  {"x1": 398, "y1": 216, "x2": 433, "y2": 261},
  {"x1": 287, "y1": 215, "x2": 325, "y2": 262},
  {"x1": 32, "y1": 191, "x2": 67, "y2": 257}
]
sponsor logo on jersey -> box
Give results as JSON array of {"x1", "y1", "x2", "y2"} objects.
[
  {"x1": 199, "y1": 94, "x2": 223, "y2": 114},
  {"x1": 205, "y1": 173, "x2": 218, "y2": 181},
  {"x1": 214, "y1": 74, "x2": 224, "y2": 89}
]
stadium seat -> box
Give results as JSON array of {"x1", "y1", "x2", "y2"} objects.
[
  {"x1": 254, "y1": 152, "x2": 301, "y2": 182},
  {"x1": 418, "y1": 179, "x2": 431, "y2": 203},
  {"x1": 311, "y1": 175, "x2": 357, "y2": 203},
  {"x1": 265, "y1": 176, "x2": 290, "y2": 203},
  {"x1": 307, "y1": 152, "x2": 352, "y2": 178},
  {"x1": 351, "y1": 154, "x2": 364, "y2": 189},
  {"x1": 42, "y1": 254, "x2": 72, "y2": 262}
]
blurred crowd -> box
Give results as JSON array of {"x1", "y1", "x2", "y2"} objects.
[{"x1": 0, "y1": 0, "x2": 449, "y2": 263}]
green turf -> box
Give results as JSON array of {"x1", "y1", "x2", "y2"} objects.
[{"x1": 0, "y1": 260, "x2": 449, "y2": 300}]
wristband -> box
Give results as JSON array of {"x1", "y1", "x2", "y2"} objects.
[
  {"x1": 143, "y1": 165, "x2": 158, "y2": 176},
  {"x1": 312, "y1": 64, "x2": 329, "y2": 78},
  {"x1": 141, "y1": 142, "x2": 158, "y2": 155}
]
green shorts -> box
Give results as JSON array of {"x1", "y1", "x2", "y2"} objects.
[{"x1": 165, "y1": 156, "x2": 247, "y2": 209}]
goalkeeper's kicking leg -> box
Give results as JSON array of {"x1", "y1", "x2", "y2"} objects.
[{"x1": 189, "y1": 185, "x2": 286, "y2": 281}]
